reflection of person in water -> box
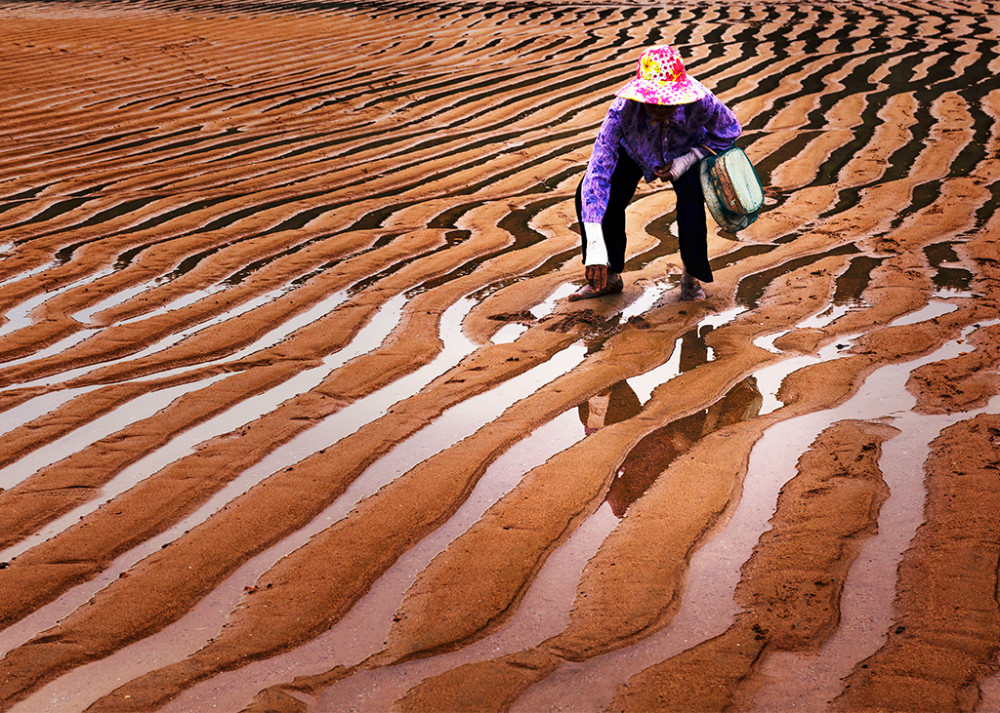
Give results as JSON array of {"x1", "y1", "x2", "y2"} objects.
[
  {"x1": 605, "y1": 376, "x2": 762, "y2": 517},
  {"x1": 578, "y1": 380, "x2": 642, "y2": 436},
  {"x1": 579, "y1": 322, "x2": 712, "y2": 437},
  {"x1": 678, "y1": 322, "x2": 712, "y2": 373}
]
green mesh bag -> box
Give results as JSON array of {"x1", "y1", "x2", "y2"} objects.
[{"x1": 699, "y1": 145, "x2": 764, "y2": 233}]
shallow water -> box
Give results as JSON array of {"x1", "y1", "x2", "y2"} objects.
[
  {"x1": 0, "y1": 375, "x2": 230, "y2": 493},
  {"x1": 160, "y1": 407, "x2": 593, "y2": 713},
  {"x1": 10, "y1": 337, "x2": 588, "y2": 711},
  {"x1": 511, "y1": 317, "x2": 996, "y2": 713}
]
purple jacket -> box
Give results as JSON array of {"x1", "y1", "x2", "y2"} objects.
[{"x1": 580, "y1": 88, "x2": 742, "y2": 223}]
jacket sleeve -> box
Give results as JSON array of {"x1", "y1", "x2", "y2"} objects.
[
  {"x1": 579, "y1": 101, "x2": 625, "y2": 225},
  {"x1": 698, "y1": 94, "x2": 742, "y2": 153}
]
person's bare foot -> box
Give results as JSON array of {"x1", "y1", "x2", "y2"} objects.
[
  {"x1": 569, "y1": 273, "x2": 624, "y2": 302},
  {"x1": 679, "y1": 273, "x2": 706, "y2": 301}
]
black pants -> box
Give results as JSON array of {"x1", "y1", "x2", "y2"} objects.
[{"x1": 575, "y1": 151, "x2": 712, "y2": 282}]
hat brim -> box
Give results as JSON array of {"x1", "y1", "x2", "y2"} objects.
[{"x1": 616, "y1": 76, "x2": 707, "y2": 106}]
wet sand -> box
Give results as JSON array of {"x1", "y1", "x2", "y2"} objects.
[{"x1": 0, "y1": 0, "x2": 999, "y2": 711}]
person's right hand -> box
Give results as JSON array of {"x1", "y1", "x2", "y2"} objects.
[
  {"x1": 586, "y1": 264, "x2": 608, "y2": 292},
  {"x1": 654, "y1": 161, "x2": 674, "y2": 181}
]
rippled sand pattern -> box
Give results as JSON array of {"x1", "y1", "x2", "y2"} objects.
[{"x1": 1, "y1": 1, "x2": 999, "y2": 711}]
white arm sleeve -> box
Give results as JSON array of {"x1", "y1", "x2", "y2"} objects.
[
  {"x1": 583, "y1": 222, "x2": 609, "y2": 267},
  {"x1": 669, "y1": 147, "x2": 705, "y2": 181}
]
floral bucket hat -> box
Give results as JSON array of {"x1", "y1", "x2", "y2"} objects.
[{"x1": 616, "y1": 45, "x2": 707, "y2": 106}]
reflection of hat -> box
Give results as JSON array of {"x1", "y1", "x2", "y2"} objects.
[{"x1": 616, "y1": 45, "x2": 707, "y2": 106}]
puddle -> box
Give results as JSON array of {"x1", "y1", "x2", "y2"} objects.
[
  {"x1": 623, "y1": 306, "x2": 740, "y2": 404},
  {"x1": 1, "y1": 286, "x2": 286, "y2": 390},
  {"x1": 301, "y1": 498, "x2": 620, "y2": 713},
  {"x1": 888, "y1": 299, "x2": 958, "y2": 328},
  {"x1": 4, "y1": 287, "x2": 348, "y2": 391},
  {"x1": 295, "y1": 315, "x2": 747, "y2": 705},
  {"x1": 491, "y1": 322, "x2": 528, "y2": 344},
  {"x1": 575, "y1": 344, "x2": 755, "y2": 517},
  {"x1": 734, "y1": 244, "x2": 860, "y2": 309},
  {"x1": 1, "y1": 293, "x2": 467, "y2": 629},
  {"x1": 259, "y1": 339, "x2": 586, "y2": 556},
  {"x1": 924, "y1": 241, "x2": 975, "y2": 295},
  {"x1": 529, "y1": 282, "x2": 578, "y2": 320},
  {"x1": 119, "y1": 283, "x2": 227, "y2": 324},
  {"x1": 72, "y1": 282, "x2": 153, "y2": 325},
  {"x1": 509, "y1": 316, "x2": 998, "y2": 713},
  {"x1": 605, "y1": 377, "x2": 762, "y2": 517},
  {"x1": 618, "y1": 277, "x2": 678, "y2": 321},
  {"x1": 751, "y1": 294, "x2": 964, "y2": 418},
  {"x1": 163, "y1": 399, "x2": 598, "y2": 713},
  {"x1": 493, "y1": 276, "x2": 682, "y2": 346},
  {"x1": 204, "y1": 319, "x2": 760, "y2": 712},
  {"x1": 0, "y1": 285, "x2": 364, "y2": 526},
  {"x1": 795, "y1": 303, "x2": 855, "y2": 329},
  {"x1": 222, "y1": 233, "x2": 356, "y2": 289},
  {"x1": 0, "y1": 329, "x2": 98, "y2": 368},
  {"x1": 750, "y1": 415, "x2": 981, "y2": 713},
  {"x1": 0, "y1": 269, "x2": 113, "y2": 339},
  {"x1": 709, "y1": 242, "x2": 777, "y2": 272},
  {"x1": 258, "y1": 295, "x2": 479, "y2": 463},
  {"x1": 626, "y1": 339, "x2": 687, "y2": 401},
  {"x1": 931, "y1": 267, "x2": 974, "y2": 294},
  {"x1": 0, "y1": 374, "x2": 230, "y2": 495},
  {"x1": 754, "y1": 337, "x2": 856, "y2": 416},
  {"x1": 747, "y1": 339, "x2": 1000, "y2": 712},
  {"x1": 699, "y1": 305, "x2": 746, "y2": 329},
  {"x1": 163, "y1": 381, "x2": 629, "y2": 712},
  {"x1": 0, "y1": 386, "x2": 98, "y2": 440},
  {"x1": 0, "y1": 260, "x2": 57, "y2": 288},
  {"x1": 832, "y1": 255, "x2": 883, "y2": 306},
  {"x1": 753, "y1": 329, "x2": 788, "y2": 354},
  {"x1": 576, "y1": 380, "x2": 642, "y2": 437},
  {"x1": 186, "y1": 289, "x2": 353, "y2": 367}
]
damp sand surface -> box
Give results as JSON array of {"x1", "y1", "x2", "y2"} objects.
[{"x1": 1, "y1": 2, "x2": 1000, "y2": 712}]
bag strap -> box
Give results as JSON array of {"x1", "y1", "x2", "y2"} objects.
[{"x1": 700, "y1": 143, "x2": 743, "y2": 157}]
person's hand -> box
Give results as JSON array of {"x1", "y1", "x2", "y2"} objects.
[
  {"x1": 654, "y1": 161, "x2": 674, "y2": 181},
  {"x1": 586, "y1": 264, "x2": 608, "y2": 292}
]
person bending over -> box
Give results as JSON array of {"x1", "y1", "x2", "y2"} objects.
[{"x1": 572, "y1": 44, "x2": 741, "y2": 302}]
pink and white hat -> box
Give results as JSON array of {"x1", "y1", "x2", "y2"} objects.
[{"x1": 616, "y1": 45, "x2": 707, "y2": 106}]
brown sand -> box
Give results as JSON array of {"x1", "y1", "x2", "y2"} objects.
[{"x1": 0, "y1": 1, "x2": 999, "y2": 712}]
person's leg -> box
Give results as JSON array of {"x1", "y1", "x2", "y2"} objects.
[
  {"x1": 672, "y1": 166, "x2": 712, "y2": 299},
  {"x1": 572, "y1": 154, "x2": 643, "y2": 300}
]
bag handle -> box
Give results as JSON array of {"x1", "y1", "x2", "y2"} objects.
[{"x1": 700, "y1": 143, "x2": 742, "y2": 157}]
